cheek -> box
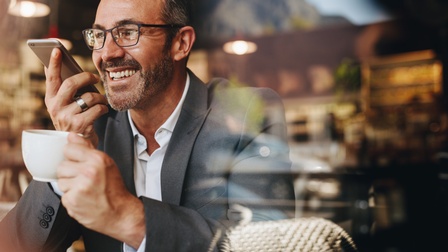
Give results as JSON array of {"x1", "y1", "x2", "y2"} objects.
[
  {"x1": 92, "y1": 53, "x2": 102, "y2": 72},
  {"x1": 127, "y1": 47, "x2": 146, "y2": 64},
  {"x1": 127, "y1": 43, "x2": 165, "y2": 69}
]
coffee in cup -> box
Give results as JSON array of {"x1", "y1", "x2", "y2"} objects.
[{"x1": 21, "y1": 129, "x2": 69, "y2": 182}]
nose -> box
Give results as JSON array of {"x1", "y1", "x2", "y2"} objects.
[{"x1": 99, "y1": 33, "x2": 126, "y2": 62}]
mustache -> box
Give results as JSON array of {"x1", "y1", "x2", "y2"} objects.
[{"x1": 101, "y1": 59, "x2": 141, "y2": 71}]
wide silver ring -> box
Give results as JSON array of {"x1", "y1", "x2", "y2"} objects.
[{"x1": 75, "y1": 97, "x2": 89, "y2": 112}]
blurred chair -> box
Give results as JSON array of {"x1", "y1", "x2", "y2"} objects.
[
  {"x1": 18, "y1": 170, "x2": 32, "y2": 195},
  {"x1": 0, "y1": 168, "x2": 20, "y2": 201},
  {"x1": 0, "y1": 169, "x2": 6, "y2": 199},
  {"x1": 222, "y1": 217, "x2": 358, "y2": 252},
  {"x1": 0, "y1": 168, "x2": 19, "y2": 221}
]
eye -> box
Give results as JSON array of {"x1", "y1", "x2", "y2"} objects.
[
  {"x1": 93, "y1": 30, "x2": 105, "y2": 39},
  {"x1": 116, "y1": 26, "x2": 139, "y2": 40}
]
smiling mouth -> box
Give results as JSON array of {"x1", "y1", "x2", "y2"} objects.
[{"x1": 108, "y1": 69, "x2": 137, "y2": 80}]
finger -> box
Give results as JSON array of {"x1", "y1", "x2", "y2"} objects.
[
  {"x1": 58, "y1": 72, "x2": 100, "y2": 102},
  {"x1": 71, "y1": 91, "x2": 108, "y2": 114},
  {"x1": 67, "y1": 104, "x2": 108, "y2": 134},
  {"x1": 57, "y1": 179, "x2": 70, "y2": 195},
  {"x1": 63, "y1": 139, "x2": 91, "y2": 163},
  {"x1": 56, "y1": 160, "x2": 82, "y2": 194},
  {"x1": 58, "y1": 173, "x2": 84, "y2": 196},
  {"x1": 57, "y1": 162, "x2": 79, "y2": 180},
  {"x1": 45, "y1": 48, "x2": 63, "y2": 99},
  {"x1": 51, "y1": 101, "x2": 107, "y2": 137},
  {"x1": 67, "y1": 132, "x2": 91, "y2": 146}
]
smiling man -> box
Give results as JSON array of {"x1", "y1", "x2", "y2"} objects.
[{"x1": 0, "y1": 0, "x2": 295, "y2": 251}]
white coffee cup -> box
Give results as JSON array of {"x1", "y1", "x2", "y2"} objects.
[{"x1": 21, "y1": 129, "x2": 69, "y2": 182}]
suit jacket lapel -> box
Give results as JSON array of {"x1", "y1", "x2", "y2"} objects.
[
  {"x1": 161, "y1": 73, "x2": 209, "y2": 205},
  {"x1": 101, "y1": 72, "x2": 208, "y2": 204},
  {"x1": 103, "y1": 112, "x2": 137, "y2": 196}
]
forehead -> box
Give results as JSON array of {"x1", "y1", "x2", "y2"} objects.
[{"x1": 95, "y1": 0, "x2": 164, "y2": 27}]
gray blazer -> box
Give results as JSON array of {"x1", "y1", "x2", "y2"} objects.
[{"x1": 0, "y1": 71, "x2": 295, "y2": 251}]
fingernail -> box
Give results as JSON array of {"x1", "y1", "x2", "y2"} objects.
[{"x1": 51, "y1": 48, "x2": 58, "y2": 57}]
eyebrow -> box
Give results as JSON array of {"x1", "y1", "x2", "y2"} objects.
[{"x1": 92, "y1": 19, "x2": 142, "y2": 29}]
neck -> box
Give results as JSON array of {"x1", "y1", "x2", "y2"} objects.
[{"x1": 130, "y1": 69, "x2": 187, "y2": 142}]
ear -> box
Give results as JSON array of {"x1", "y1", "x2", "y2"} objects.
[{"x1": 172, "y1": 26, "x2": 196, "y2": 62}]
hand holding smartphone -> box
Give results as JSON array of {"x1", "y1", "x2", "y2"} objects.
[{"x1": 27, "y1": 38, "x2": 99, "y2": 96}]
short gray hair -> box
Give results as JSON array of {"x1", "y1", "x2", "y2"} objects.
[
  {"x1": 160, "y1": 0, "x2": 192, "y2": 52},
  {"x1": 160, "y1": 0, "x2": 191, "y2": 26}
]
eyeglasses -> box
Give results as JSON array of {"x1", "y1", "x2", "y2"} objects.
[{"x1": 82, "y1": 23, "x2": 183, "y2": 50}]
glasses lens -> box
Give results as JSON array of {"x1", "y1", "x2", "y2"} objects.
[
  {"x1": 83, "y1": 29, "x2": 105, "y2": 50},
  {"x1": 113, "y1": 24, "x2": 140, "y2": 47}
]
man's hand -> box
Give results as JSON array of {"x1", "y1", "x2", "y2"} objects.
[
  {"x1": 57, "y1": 133, "x2": 146, "y2": 249},
  {"x1": 44, "y1": 48, "x2": 108, "y2": 146}
]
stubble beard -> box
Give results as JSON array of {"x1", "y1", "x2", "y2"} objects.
[{"x1": 103, "y1": 53, "x2": 174, "y2": 112}]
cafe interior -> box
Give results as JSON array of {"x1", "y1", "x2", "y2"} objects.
[{"x1": 1, "y1": 0, "x2": 448, "y2": 251}]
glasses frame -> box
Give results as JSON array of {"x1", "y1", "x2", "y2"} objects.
[{"x1": 82, "y1": 23, "x2": 184, "y2": 50}]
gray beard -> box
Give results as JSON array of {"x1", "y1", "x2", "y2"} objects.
[{"x1": 105, "y1": 53, "x2": 174, "y2": 111}]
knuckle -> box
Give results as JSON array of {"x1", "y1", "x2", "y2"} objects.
[
  {"x1": 83, "y1": 169, "x2": 98, "y2": 182},
  {"x1": 88, "y1": 72, "x2": 99, "y2": 82},
  {"x1": 61, "y1": 79, "x2": 78, "y2": 94},
  {"x1": 92, "y1": 104, "x2": 109, "y2": 115},
  {"x1": 101, "y1": 104, "x2": 109, "y2": 113},
  {"x1": 51, "y1": 114, "x2": 67, "y2": 130},
  {"x1": 44, "y1": 97, "x2": 51, "y2": 106},
  {"x1": 92, "y1": 151, "x2": 108, "y2": 166},
  {"x1": 82, "y1": 160, "x2": 104, "y2": 182},
  {"x1": 71, "y1": 119, "x2": 86, "y2": 131},
  {"x1": 62, "y1": 195, "x2": 76, "y2": 210},
  {"x1": 79, "y1": 180, "x2": 93, "y2": 194},
  {"x1": 46, "y1": 106, "x2": 57, "y2": 117},
  {"x1": 83, "y1": 92, "x2": 95, "y2": 101},
  {"x1": 46, "y1": 74, "x2": 60, "y2": 83}
]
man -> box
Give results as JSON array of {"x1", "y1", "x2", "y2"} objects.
[{"x1": 0, "y1": 0, "x2": 295, "y2": 251}]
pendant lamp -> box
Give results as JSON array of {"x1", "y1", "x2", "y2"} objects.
[{"x1": 8, "y1": 0, "x2": 51, "y2": 18}]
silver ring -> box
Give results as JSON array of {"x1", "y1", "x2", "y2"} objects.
[{"x1": 75, "y1": 97, "x2": 89, "y2": 112}]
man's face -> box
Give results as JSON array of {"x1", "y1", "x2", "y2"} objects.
[{"x1": 92, "y1": 0, "x2": 174, "y2": 111}]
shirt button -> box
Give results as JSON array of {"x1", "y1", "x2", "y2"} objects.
[{"x1": 259, "y1": 146, "x2": 271, "y2": 157}]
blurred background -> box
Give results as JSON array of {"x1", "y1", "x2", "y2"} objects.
[{"x1": 1, "y1": 0, "x2": 448, "y2": 251}]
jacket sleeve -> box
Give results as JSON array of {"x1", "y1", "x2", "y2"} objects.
[{"x1": 0, "y1": 181, "x2": 81, "y2": 252}]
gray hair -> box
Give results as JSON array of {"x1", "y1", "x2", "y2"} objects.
[
  {"x1": 160, "y1": 0, "x2": 191, "y2": 26},
  {"x1": 160, "y1": 0, "x2": 191, "y2": 51}
]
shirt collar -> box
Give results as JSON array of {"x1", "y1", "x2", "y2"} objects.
[{"x1": 128, "y1": 73, "x2": 190, "y2": 138}]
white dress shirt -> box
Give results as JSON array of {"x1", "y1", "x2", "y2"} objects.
[{"x1": 124, "y1": 74, "x2": 190, "y2": 252}]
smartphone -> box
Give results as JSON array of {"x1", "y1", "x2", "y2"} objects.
[{"x1": 27, "y1": 38, "x2": 99, "y2": 95}]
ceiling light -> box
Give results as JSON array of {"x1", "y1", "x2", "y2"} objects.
[
  {"x1": 223, "y1": 40, "x2": 257, "y2": 55},
  {"x1": 8, "y1": 0, "x2": 51, "y2": 18}
]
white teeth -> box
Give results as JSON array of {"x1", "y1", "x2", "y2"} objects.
[{"x1": 109, "y1": 69, "x2": 136, "y2": 80}]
